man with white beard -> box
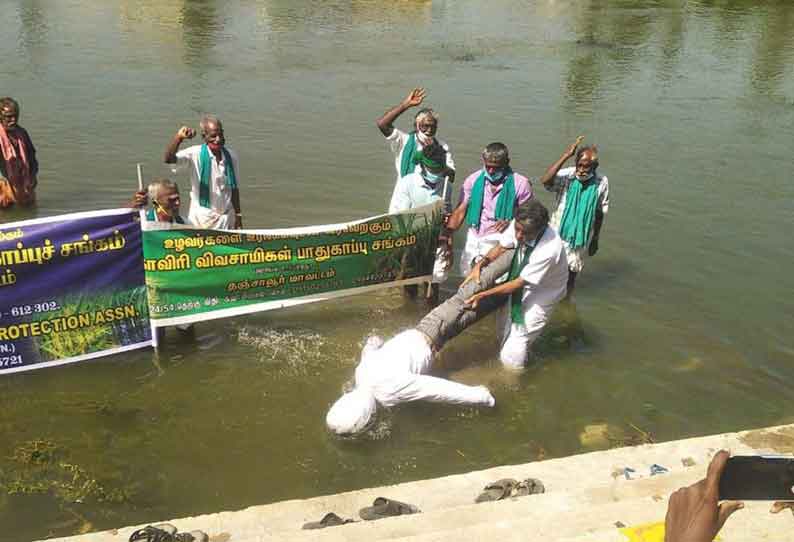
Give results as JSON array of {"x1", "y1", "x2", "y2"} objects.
[{"x1": 376, "y1": 87, "x2": 455, "y2": 209}]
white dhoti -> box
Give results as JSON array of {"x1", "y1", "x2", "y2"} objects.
[
  {"x1": 431, "y1": 246, "x2": 450, "y2": 284},
  {"x1": 459, "y1": 230, "x2": 502, "y2": 276},
  {"x1": 188, "y1": 206, "x2": 235, "y2": 230},
  {"x1": 497, "y1": 302, "x2": 554, "y2": 371}
]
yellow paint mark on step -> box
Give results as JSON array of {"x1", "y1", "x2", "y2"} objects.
[
  {"x1": 618, "y1": 521, "x2": 665, "y2": 542},
  {"x1": 617, "y1": 522, "x2": 721, "y2": 542}
]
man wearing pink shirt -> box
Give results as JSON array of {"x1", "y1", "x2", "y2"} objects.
[{"x1": 447, "y1": 142, "x2": 533, "y2": 275}]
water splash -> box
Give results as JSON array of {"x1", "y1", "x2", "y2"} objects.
[{"x1": 238, "y1": 326, "x2": 327, "y2": 377}]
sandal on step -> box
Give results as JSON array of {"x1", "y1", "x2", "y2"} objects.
[
  {"x1": 302, "y1": 512, "x2": 356, "y2": 529},
  {"x1": 174, "y1": 531, "x2": 209, "y2": 542},
  {"x1": 514, "y1": 478, "x2": 545, "y2": 496},
  {"x1": 359, "y1": 497, "x2": 420, "y2": 520},
  {"x1": 129, "y1": 525, "x2": 176, "y2": 542},
  {"x1": 475, "y1": 478, "x2": 518, "y2": 503}
]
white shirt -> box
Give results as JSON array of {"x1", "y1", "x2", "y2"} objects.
[
  {"x1": 355, "y1": 330, "x2": 494, "y2": 408},
  {"x1": 386, "y1": 128, "x2": 455, "y2": 183},
  {"x1": 499, "y1": 222, "x2": 569, "y2": 308},
  {"x1": 388, "y1": 172, "x2": 451, "y2": 214},
  {"x1": 172, "y1": 144, "x2": 240, "y2": 229}
]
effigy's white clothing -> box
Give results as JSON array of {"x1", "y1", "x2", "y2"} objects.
[{"x1": 355, "y1": 330, "x2": 495, "y2": 408}]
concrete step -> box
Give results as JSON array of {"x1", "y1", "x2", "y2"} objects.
[{"x1": 43, "y1": 424, "x2": 794, "y2": 542}]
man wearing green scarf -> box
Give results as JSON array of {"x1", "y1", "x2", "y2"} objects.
[
  {"x1": 389, "y1": 142, "x2": 454, "y2": 304},
  {"x1": 129, "y1": 179, "x2": 187, "y2": 226},
  {"x1": 446, "y1": 142, "x2": 533, "y2": 276},
  {"x1": 164, "y1": 114, "x2": 242, "y2": 230},
  {"x1": 540, "y1": 137, "x2": 610, "y2": 297},
  {"x1": 463, "y1": 201, "x2": 569, "y2": 370},
  {"x1": 377, "y1": 88, "x2": 455, "y2": 209}
]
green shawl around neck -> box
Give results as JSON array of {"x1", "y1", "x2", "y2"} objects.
[
  {"x1": 558, "y1": 175, "x2": 598, "y2": 250},
  {"x1": 507, "y1": 226, "x2": 545, "y2": 324},
  {"x1": 399, "y1": 132, "x2": 419, "y2": 177},
  {"x1": 464, "y1": 169, "x2": 516, "y2": 230},
  {"x1": 198, "y1": 144, "x2": 238, "y2": 208}
]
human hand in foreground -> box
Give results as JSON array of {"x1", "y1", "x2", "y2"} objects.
[
  {"x1": 129, "y1": 190, "x2": 147, "y2": 209},
  {"x1": 402, "y1": 88, "x2": 426, "y2": 108},
  {"x1": 664, "y1": 450, "x2": 744, "y2": 542},
  {"x1": 177, "y1": 126, "x2": 196, "y2": 140}
]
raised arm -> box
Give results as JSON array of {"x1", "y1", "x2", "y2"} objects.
[
  {"x1": 376, "y1": 88, "x2": 426, "y2": 137},
  {"x1": 164, "y1": 126, "x2": 196, "y2": 164},
  {"x1": 539, "y1": 135, "x2": 583, "y2": 188}
]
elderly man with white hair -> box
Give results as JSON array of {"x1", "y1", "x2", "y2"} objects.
[
  {"x1": 325, "y1": 249, "x2": 518, "y2": 435},
  {"x1": 377, "y1": 88, "x2": 455, "y2": 209},
  {"x1": 164, "y1": 114, "x2": 242, "y2": 229},
  {"x1": 129, "y1": 178, "x2": 188, "y2": 225}
]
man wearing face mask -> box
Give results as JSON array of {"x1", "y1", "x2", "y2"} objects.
[
  {"x1": 446, "y1": 142, "x2": 534, "y2": 276},
  {"x1": 389, "y1": 142, "x2": 454, "y2": 300},
  {"x1": 164, "y1": 114, "x2": 242, "y2": 229},
  {"x1": 539, "y1": 137, "x2": 609, "y2": 296},
  {"x1": 0, "y1": 97, "x2": 38, "y2": 208},
  {"x1": 376, "y1": 88, "x2": 455, "y2": 209}
]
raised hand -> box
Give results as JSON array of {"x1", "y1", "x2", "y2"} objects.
[
  {"x1": 565, "y1": 135, "x2": 585, "y2": 159},
  {"x1": 402, "y1": 88, "x2": 427, "y2": 108},
  {"x1": 177, "y1": 126, "x2": 196, "y2": 140}
]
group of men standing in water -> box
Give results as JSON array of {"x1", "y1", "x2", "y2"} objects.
[
  {"x1": 1, "y1": 91, "x2": 611, "y2": 432},
  {"x1": 325, "y1": 88, "x2": 611, "y2": 435},
  {"x1": 376, "y1": 87, "x2": 609, "y2": 298}
]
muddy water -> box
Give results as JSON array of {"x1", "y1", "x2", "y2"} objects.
[{"x1": 1, "y1": 1, "x2": 793, "y2": 540}]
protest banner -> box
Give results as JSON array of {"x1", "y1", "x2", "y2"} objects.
[
  {"x1": 0, "y1": 209, "x2": 152, "y2": 374},
  {"x1": 143, "y1": 201, "x2": 443, "y2": 327}
]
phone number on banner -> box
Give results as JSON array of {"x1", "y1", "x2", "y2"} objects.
[{"x1": 1, "y1": 301, "x2": 61, "y2": 319}]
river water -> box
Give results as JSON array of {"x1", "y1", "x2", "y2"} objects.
[{"x1": 1, "y1": 0, "x2": 793, "y2": 539}]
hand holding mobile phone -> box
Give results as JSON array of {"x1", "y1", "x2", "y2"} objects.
[{"x1": 719, "y1": 455, "x2": 794, "y2": 501}]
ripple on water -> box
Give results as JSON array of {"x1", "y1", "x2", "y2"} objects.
[{"x1": 237, "y1": 326, "x2": 327, "y2": 377}]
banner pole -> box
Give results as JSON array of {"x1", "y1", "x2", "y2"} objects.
[{"x1": 137, "y1": 164, "x2": 160, "y2": 351}]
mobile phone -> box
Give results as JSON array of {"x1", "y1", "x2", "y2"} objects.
[{"x1": 718, "y1": 455, "x2": 794, "y2": 500}]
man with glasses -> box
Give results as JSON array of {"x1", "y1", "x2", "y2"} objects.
[
  {"x1": 446, "y1": 142, "x2": 533, "y2": 276},
  {"x1": 0, "y1": 97, "x2": 38, "y2": 208},
  {"x1": 539, "y1": 137, "x2": 609, "y2": 297},
  {"x1": 376, "y1": 88, "x2": 455, "y2": 209}
]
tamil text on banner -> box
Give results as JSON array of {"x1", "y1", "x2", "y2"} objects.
[
  {"x1": 143, "y1": 201, "x2": 443, "y2": 327},
  {"x1": 0, "y1": 209, "x2": 152, "y2": 374}
]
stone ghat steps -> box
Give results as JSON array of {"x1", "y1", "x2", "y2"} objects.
[{"x1": 43, "y1": 424, "x2": 794, "y2": 542}]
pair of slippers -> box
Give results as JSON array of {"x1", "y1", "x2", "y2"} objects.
[
  {"x1": 128, "y1": 524, "x2": 208, "y2": 542},
  {"x1": 475, "y1": 478, "x2": 545, "y2": 503},
  {"x1": 302, "y1": 497, "x2": 421, "y2": 529}
]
